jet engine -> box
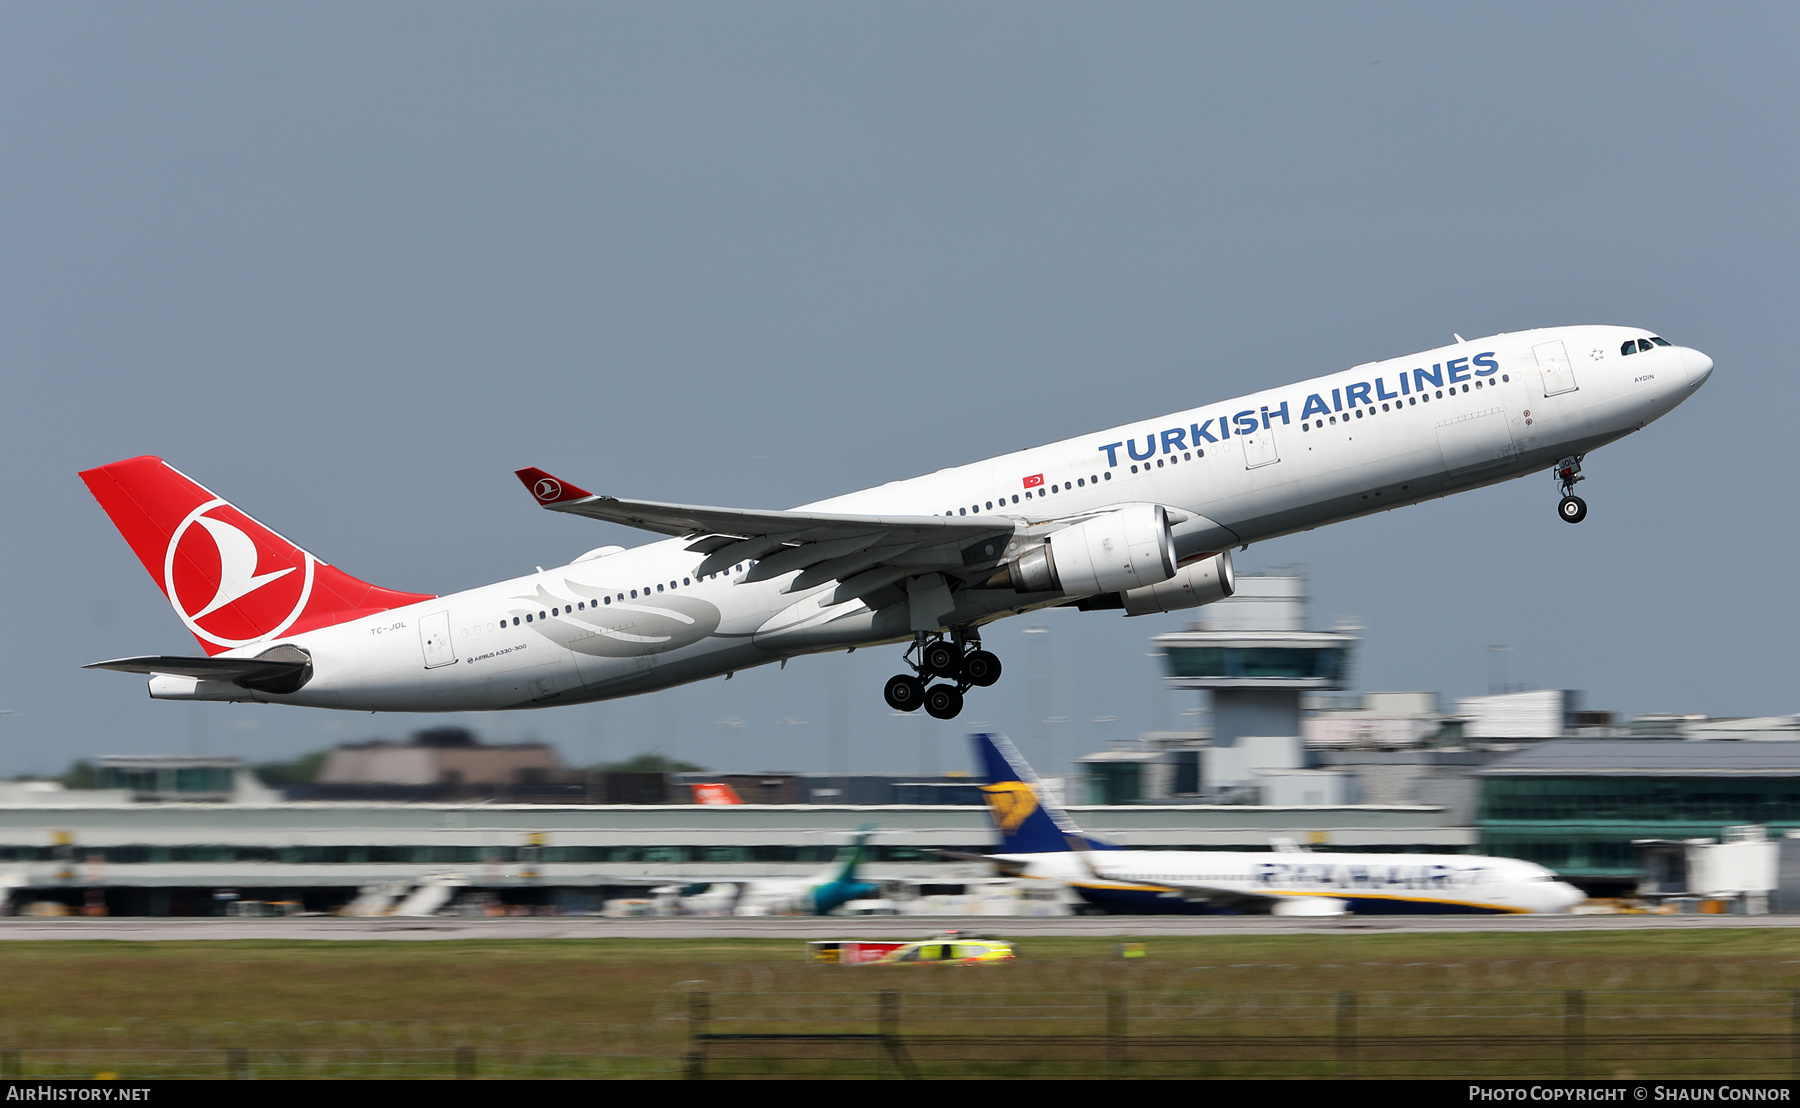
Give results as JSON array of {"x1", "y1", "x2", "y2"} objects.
[
  {"x1": 1003, "y1": 503, "x2": 1176, "y2": 595},
  {"x1": 1119, "y1": 551, "x2": 1235, "y2": 616}
]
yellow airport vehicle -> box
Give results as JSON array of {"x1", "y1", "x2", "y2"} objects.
[{"x1": 808, "y1": 931, "x2": 1015, "y2": 965}]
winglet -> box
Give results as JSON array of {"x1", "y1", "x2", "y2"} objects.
[{"x1": 514, "y1": 468, "x2": 593, "y2": 505}]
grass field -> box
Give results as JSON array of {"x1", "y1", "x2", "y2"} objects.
[{"x1": 4, "y1": 931, "x2": 1799, "y2": 1078}]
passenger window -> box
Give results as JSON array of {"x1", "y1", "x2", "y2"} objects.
[
  {"x1": 684, "y1": 578, "x2": 691, "y2": 586},
  {"x1": 525, "y1": 614, "x2": 533, "y2": 623},
  {"x1": 656, "y1": 584, "x2": 663, "y2": 592},
  {"x1": 1103, "y1": 472, "x2": 1112, "y2": 480},
  {"x1": 1621, "y1": 341, "x2": 1637, "y2": 356},
  {"x1": 959, "y1": 508, "x2": 966, "y2": 515},
  {"x1": 1156, "y1": 458, "x2": 1164, "y2": 467},
  {"x1": 512, "y1": 617, "x2": 520, "y2": 626},
  {"x1": 1077, "y1": 479, "x2": 1085, "y2": 487},
  {"x1": 1131, "y1": 465, "x2": 1138, "y2": 473},
  {"x1": 603, "y1": 597, "x2": 611, "y2": 605},
  {"x1": 578, "y1": 602, "x2": 585, "y2": 610},
  {"x1": 986, "y1": 501, "x2": 993, "y2": 509},
  {"x1": 630, "y1": 590, "x2": 637, "y2": 598}
]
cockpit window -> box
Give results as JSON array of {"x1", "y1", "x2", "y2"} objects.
[
  {"x1": 1650, "y1": 336, "x2": 1671, "y2": 346},
  {"x1": 1621, "y1": 341, "x2": 1638, "y2": 356},
  {"x1": 1637, "y1": 338, "x2": 1655, "y2": 352}
]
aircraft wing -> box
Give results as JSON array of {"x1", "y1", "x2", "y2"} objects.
[
  {"x1": 515, "y1": 467, "x2": 1016, "y2": 598},
  {"x1": 926, "y1": 848, "x2": 1032, "y2": 879}
]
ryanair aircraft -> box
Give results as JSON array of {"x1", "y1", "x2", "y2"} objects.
[
  {"x1": 81, "y1": 325, "x2": 1709, "y2": 720},
  {"x1": 968, "y1": 734, "x2": 1585, "y2": 916}
]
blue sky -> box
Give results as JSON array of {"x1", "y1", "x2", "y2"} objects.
[{"x1": 3, "y1": 5, "x2": 1791, "y2": 777}]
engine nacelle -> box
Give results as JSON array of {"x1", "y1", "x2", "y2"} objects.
[
  {"x1": 1120, "y1": 551, "x2": 1236, "y2": 616},
  {"x1": 1005, "y1": 503, "x2": 1176, "y2": 595}
]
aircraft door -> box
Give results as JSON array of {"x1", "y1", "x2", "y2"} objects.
[
  {"x1": 1533, "y1": 340, "x2": 1579, "y2": 396},
  {"x1": 1238, "y1": 421, "x2": 1280, "y2": 469},
  {"x1": 571, "y1": 624, "x2": 655, "y2": 691},
  {"x1": 418, "y1": 611, "x2": 457, "y2": 669},
  {"x1": 1435, "y1": 408, "x2": 1517, "y2": 474}
]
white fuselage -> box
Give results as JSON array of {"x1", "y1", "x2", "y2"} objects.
[
  {"x1": 1002, "y1": 849, "x2": 1588, "y2": 915},
  {"x1": 173, "y1": 325, "x2": 1710, "y2": 711}
]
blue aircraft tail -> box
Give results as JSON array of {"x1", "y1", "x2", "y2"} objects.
[
  {"x1": 831, "y1": 826, "x2": 875, "y2": 885},
  {"x1": 970, "y1": 734, "x2": 1115, "y2": 853},
  {"x1": 810, "y1": 826, "x2": 881, "y2": 915}
]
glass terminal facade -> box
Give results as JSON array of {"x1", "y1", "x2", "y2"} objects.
[
  {"x1": 1479, "y1": 775, "x2": 1800, "y2": 879},
  {"x1": 1163, "y1": 645, "x2": 1349, "y2": 683}
]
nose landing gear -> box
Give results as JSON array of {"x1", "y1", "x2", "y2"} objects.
[
  {"x1": 1554, "y1": 454, "x2": 1588, "y2": 524},
  {"x1": 882, "y1": 631, "x2": 1002, "y2": 720}
]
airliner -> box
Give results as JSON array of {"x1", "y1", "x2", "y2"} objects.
[
  {"x1": 657, "y1": 827, "x2": 882, "y2": 916},
  {"x1": 82, "y1": 325, "x2": 1711, "y2": 720},
  {"x1": 966, "y1": 733, "x2": 1585, "y2": 915}
]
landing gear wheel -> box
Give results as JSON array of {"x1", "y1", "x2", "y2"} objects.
[
  {"x1": 884, "y1": 674, "x2": 925, "y2": 712},
  {"x1": 963, "y1": 650, "x2": 1002, "y2": 688},
  {"x1": 922, "y1": 640, "x2": 963, "y2": 679},
  {"x1": 923, "y1": 684, "x2": 964, "y2": 720},
  {"x1": 1558, "y1": 495, "x2": 1588, "y2": 524}
]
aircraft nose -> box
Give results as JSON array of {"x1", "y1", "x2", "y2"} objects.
[{"x1": 1683, "y1": 347, "x2": 1714, "y2": 388}]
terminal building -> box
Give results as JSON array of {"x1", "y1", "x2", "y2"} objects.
[
  {"x1": 0, "y1": 798, "x2": 1470, "y2": 916},
  {"x1": 7, "y1": 573, "x2": 1796, "y2": 914},
  {"x1": 1476, "y1": 741, "x2": 1800, "y2": 897}
]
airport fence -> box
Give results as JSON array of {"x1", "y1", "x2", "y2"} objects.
[
  {"x1": 0, "y1": 1020, "x2": 682, "y2": 1080},
  {"x1": 681, "y1": 985, "x2": 1800, "y2": 1079},
  {"x1": 9, "y1": 961, "x2": 1800, "y2": 1079}
]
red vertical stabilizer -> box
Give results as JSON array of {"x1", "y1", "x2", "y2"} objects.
[{"x1": 80, "y1": 456, "x2": 434, "y2": 655}]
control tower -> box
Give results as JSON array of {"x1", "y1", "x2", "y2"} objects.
[{"x1": 1153, "y1": 572, "x2": 1356, "y2": 799}]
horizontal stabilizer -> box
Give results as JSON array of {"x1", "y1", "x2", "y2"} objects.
[{"x1": 85, "y1": 645, "x2": 312, "y2": 694}]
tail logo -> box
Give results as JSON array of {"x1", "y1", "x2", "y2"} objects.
[
  {"x1": 532, "y1": 478, "x2": 563, "y2": 503},
  {"x1": 979, "y1": 780, "x2": 1038, "y2": 834},
  {"x1": 164, "y1": 499, "x2": 316, "y2": 648}
]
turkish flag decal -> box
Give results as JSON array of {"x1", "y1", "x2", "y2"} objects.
[{"x1": 1022, "y1": 474, "x2": 1044, "y2": 489}]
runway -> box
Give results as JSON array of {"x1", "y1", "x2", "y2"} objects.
[{"x1": 1, "y1": 913, "x2": 1797, "y2": 940}]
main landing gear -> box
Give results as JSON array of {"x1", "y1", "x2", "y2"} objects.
[
  {"x1": 1554, "y1": 454, "x2": 1588, "y2": 524},
  {"x1": 883, "y1": 631, "x2": 1002, "y2": 721}
]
